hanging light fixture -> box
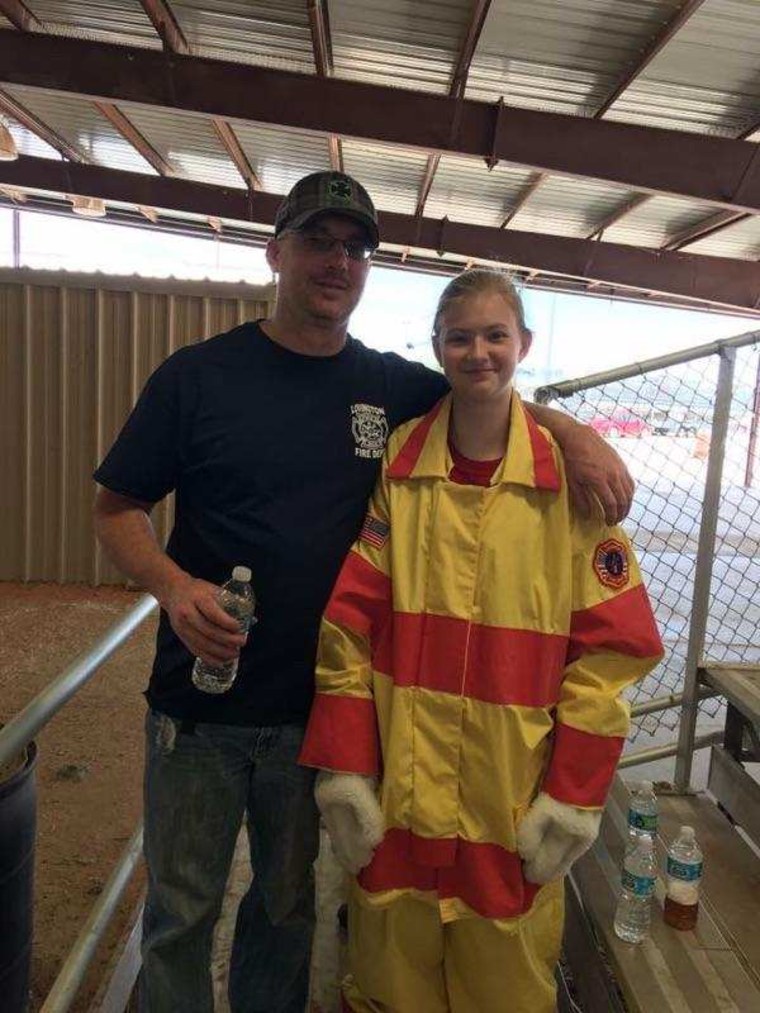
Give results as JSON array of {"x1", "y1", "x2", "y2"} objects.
[
  {"x1": 0, "y1": 122, "x2": 19, "y2": 161},
  {"x1": 69, "y1": 194, "x2": 107, "y2": 218}
]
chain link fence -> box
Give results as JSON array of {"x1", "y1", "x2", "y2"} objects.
[{"x1": 535, "y1": 330, "x2": 760, "y2": 765}]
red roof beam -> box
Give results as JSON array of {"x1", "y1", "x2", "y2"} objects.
[
  {"x1": 0, "y1": 88, "x2": 87, "y2": 162},
  {"x1": 738, "y1": 116, "x2": 760, "y2": 142},
  {"x1": 213, "y1": 119, "x2": 261, "y2": 191},
  {"x1": 417, "y1": 0, "x2": 493, "y2": 217},
  {"x1": 95, "y1": 102, "x2": 174, "y2": 175},
  {"x1": 139, "y1": 0, "x2": 262, "y2": 189},
  {"x1": 0, "y1": 0, "x2": 42, "y2": 32},
  {"x1": 585, "y1": 193, "x2": 652, "y2": 240},
  {"x1": 450, "y1": 0, "x2": 493, "y2": 100},
  {"x1": 2, "y1": 32, "x2": 760, "y2": 213},
  {"x1": 662, "y1": 209, "x2": 750, "y2": 251},
  {"x1": 593, "y1": 0, "x2": 709, "y2": 118},
  {"x1": 500, "y1": 2, "x2": 709, "y2": 230},
  {"x1": 501, "y1": 172, "x2": 545, "y2": 228},
  {"x1": 138, "y1": 0, "x2": 190, "y2": 54},
  {"x1": 2, "y1": 155, "x2": 758, "y2": 312},
  {"x1": 307, "y1": 0, "x2": 342, "y2": 172},
  {"x1": 307, "y1": 0, "x2": 333, "y2": 76}
]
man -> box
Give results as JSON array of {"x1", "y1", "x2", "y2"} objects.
[{"x1": 93, "y1": 171, "x2": 633, "y2": 1013}]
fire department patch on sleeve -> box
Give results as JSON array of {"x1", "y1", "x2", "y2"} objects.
[
  {"x1": 593, "y1": 538, "x2": 630, "y2": 589},
  {"x1": 360, "y1": 513, "x2": 390, "y2": 550}
]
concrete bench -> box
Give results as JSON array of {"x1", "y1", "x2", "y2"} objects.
[{"x1": 563, "y1": 775, "x2": 760, "y2": 1012}]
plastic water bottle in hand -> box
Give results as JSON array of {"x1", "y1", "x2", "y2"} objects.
[
  {"x1": 626, "y1": 780, "x2": 658, "y2": 853},
  {"x1": 664, "y1": 825, "x2": 703, "y2": 931},
  {"x1": 192, "y1": 566, "x2": 256, "y2": 694},
  {"x1": 614, "y1": 835, "x2": 658, "y2": 944}
]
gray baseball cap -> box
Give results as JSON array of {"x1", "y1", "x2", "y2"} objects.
[{"x1": 274, "y1": 171, "x2": 379, "y2": 247}]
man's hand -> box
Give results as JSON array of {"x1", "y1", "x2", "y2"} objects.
[
  {"x1": 525, "y1": 403, "x2": 634, "y2": 523},
  {"x1": 163, "y1": 573, "x2": 247, "y2": 665},
  {"x1": 527, "y1": 403, "x2": 634, "y2": 523},
  {"x1": 561, "y1": 420, "x2": 634, "y2": 524}
]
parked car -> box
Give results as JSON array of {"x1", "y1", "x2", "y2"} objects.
[
  {"x1": 648, "y1": 407, "x2": 703, "y2": 436},
  {"x1": 589, "y1": 408, "x2": 650, "y2": 438}
]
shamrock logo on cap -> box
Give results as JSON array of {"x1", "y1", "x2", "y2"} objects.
[{"x1": 328, "y1": 179, "x2": 352, "y2": 202}]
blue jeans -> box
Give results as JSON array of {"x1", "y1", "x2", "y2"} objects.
[{"x1": 140, "y1": 710, "x2": 319, "y2": 1013}]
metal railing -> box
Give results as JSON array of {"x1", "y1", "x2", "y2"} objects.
[
  {"x1": 0, "y1": 594, "x2": 157, "y2": 1012},
  {"x1": 536, "y1": 328, "x2": 760, "y2": 788}
]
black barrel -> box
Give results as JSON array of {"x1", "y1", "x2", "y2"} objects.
[{"x1": 0, "y1": 741, "x2": 38, "y2": 1013}]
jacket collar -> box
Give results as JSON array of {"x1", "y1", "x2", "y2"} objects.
[{"x1": 386, "y1": 391, "x2": 561, "y2": 492}]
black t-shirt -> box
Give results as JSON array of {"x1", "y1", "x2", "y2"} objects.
[{"x1": 94, "y1": 321, "x2": 448, "y2": 725}]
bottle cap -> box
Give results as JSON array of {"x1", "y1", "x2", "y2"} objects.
[
  {"x1": 232, "y1": 565, "x2": 252, "y2": 582},
  {"x1": 679, "y1": 825, "x2": 695, "y2": 842},
  {"x1": 638, "y1": 780, "x2": 653, "y2": 793}
]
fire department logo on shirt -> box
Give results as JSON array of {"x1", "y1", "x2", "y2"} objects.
[
  {"x1": 351, "y1": 403, "x2": 389, "y2": 459},
  {"x1": 593, "y1": 538, "x2": 630, "y2": 589}
]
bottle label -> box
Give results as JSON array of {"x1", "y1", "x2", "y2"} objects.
[
  {"x1": 628, "y1": 810, "x2": 657, "y2": 833},
  {"x1": 622, "y1": 869, "x2": 655, "y2": 897},
  {"x1": 667, "y1": 857, "x2": 703, "y2": 881}
]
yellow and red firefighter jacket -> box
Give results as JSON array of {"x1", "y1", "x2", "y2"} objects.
[{"x1": 300, "y1": 392, "x2": 663, "y2": 924}]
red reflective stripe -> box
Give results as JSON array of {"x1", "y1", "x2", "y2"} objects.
[
  {"x1": 299, "y1": 693, "x2": 380, "y2": 775},
  {"x1": 440, "y1": 838, "x2": 541, "y2": 918},
  {"x1": 568, "y1": 583, "x2": 663, "y2": 664},
  {"x1": 524, "y1": 411, "x2": 561, "y2": 491},
  {"x1": 325, "y1": 550, "x2": 391, "y2": 643},
  {"x1": 371, "y1": 617, "x2": 393, "y2": 677},
  {"x1": 358, "y1": 827, "x2": 541, "y2": 920},
  {"x1": 377, "y1": 612, "x2": 566, "y2": 706},
  {"x1": 466, "y1": 623, "x2": 567, "y2": 705},
  {"x1": 386, "y1": 400, "x2": 444, "y2": 479},
  {"x1": 542, "y1": 723, "x2": 623, "y2": 806}
]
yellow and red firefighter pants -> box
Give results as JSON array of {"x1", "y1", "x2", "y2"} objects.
[{"x1": 341, "y1": 879, "x2": 564, "y2": 1013}]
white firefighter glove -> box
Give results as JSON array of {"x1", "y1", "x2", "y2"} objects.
[
  {"x1": 516, "y1": 792, "x2": 602, "y2": 884},
  {"x1": 315, "y1": 771, "x2": 385, "y2": 875}
]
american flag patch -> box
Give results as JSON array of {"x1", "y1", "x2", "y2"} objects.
[{"x1": 360, "y1": 513, "x2": 390, "y2": 550}]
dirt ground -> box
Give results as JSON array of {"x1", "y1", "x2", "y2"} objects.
[
  {"x1": 0, "y1": 582, "x2": 348, "y2": 1013},
  {"x1": 0, "y1": 582, "x2": 156, "y2": 1012}
]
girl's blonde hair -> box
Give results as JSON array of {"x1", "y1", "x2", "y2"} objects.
[{"x1": 432, "y1": 268, "x2": 530, "y2": 343}]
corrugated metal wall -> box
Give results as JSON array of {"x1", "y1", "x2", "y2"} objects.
[{"x1": 0, "y1": 269, "x2": 275, "y2": 585}]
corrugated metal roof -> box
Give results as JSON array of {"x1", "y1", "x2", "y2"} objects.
[
  {"x1": 688, "y1": 214, "x2": 760, "y2": 259},
  {"x1": 3, "y1": 85, "x2": 158, "y2": 174},
  {"x1": 342, "y1": 139, "x2": 429, "y2": 215},
  {"x1": 604, "y1": 194, "x2": 720, "y2": 248},
  {"x1": 116, "y1": 102, "x2": 244, "y2": 188},
  {"x1": 425, "y1": 156, "x2": 535, "y2": 226},
  {"x1": 18, "y1": 0, "x2": 161, "y2": 48},
  {"x1": 225, "y1": 121, "x2": 331, "y2": 194},
  {"x1": 0, "y1": 0, "x2": 758, "y2": 301},
  {"x1": 507, "y1": 176, "x2": 632, "y2": 238},
  {"x1": 603, "y1": 78, "x2": 750, "y2": 135},
  {"x1": 330, "y1": 0, "x2": 467, "y2": 93},
  {"x1": 5, "y1": 121, "x2": 62, "y2": 160},
  {"x1": 173, "y1": 0, "x2": 315, "y2": 72},
  {"x1": 466, "y1": 0, "x2": 684, "y2": 113},
  {"x1": 609, "y1": 0, "x2": 760, "y2": 136}
]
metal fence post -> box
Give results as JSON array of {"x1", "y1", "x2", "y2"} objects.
[{"x1": 673, "y1": 346, "x2": 736, "y2": 791}]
